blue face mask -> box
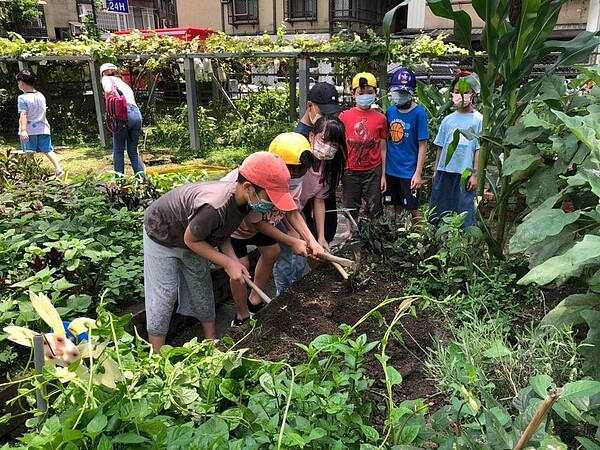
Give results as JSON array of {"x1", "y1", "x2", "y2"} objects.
[
  {"x1": 289, "y1": 176, "x2": 304, "y2": 190},
  {"x1": 356, "y1": 93, "x2": 376, "y2": 109},
  {"x1": 247, "y1": 189, "x2": 274, "y2": 214}
]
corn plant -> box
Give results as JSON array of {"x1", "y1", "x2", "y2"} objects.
[{"x1": 410, "y1": 0, "x2": 600, "y2": 250}]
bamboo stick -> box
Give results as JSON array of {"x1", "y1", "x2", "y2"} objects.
[
  {"x1": 331, "y1": 261, "x2": 349, "y2": 279},
  {"x1": 513, "y1": 387, "x2": 563, "y2": 450}
]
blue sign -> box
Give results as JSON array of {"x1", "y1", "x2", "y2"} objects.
[{"x1": 106, "y1": 0, "x2": 129, "y2": 14}]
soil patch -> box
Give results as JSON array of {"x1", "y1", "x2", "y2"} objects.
[{"x1": 224, "y1": 255, "x2": 444, "y2": 411}]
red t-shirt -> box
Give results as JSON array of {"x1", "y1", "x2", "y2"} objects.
[{"x1": 339, "y1": 107, "x2": 389, "y2": 171}]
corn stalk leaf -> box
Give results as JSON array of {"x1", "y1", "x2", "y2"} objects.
[{"x1": 427, "y1": 0, "x2": 473, "y2": 50}]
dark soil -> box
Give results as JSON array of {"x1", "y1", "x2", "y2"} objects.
[{"x1": 225, "y1": 254, "x2": 444, "y2": 410}]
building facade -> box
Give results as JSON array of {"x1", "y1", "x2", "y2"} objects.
[
  {"x1": 14, "y1": 0, "x2": 176, "y2": 40},
  {"x1": 175, "y1": 0, "x2": 410, "y2": 36},
  {"x1": 173, "y1": 0, "x2": 597, "y2": 41}
]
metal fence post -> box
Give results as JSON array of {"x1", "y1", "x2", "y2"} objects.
[
  {"x1": 289, "y1": 57, "x2": 298, "y2": 123},
  {"x1": 184, "y1": 57, "x2": 200, "y2": 153},
  {"x1": 89, "y1": 60, "x2": 109, "y2": 148},
  {"x1": 298, "y1": 55, "x2": 310, "y2": 118}
]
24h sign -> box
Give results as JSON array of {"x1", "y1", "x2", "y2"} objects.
[{"x1": 106, "y1": 0, "x2": 129, "y2": 14}]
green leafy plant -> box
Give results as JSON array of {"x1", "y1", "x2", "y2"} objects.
[
  {"x1": 420, "y1": 0, "x2": 600, "y2": 251},
  {"x1": 0, "y1": 295, "x2": 433, "y2": 449}
]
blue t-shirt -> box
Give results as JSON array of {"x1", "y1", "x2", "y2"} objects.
[
  {"x1": 434, "y1": 110, "x2": 483, "y2": 174},
  {"x1": 385, "y1": 104, "x2": 429, "y2": 179},
  {"x1": 294, "y1": 121, "x2": 312, "y2": 140}
]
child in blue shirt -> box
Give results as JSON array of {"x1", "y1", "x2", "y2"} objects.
[
  {"x1": 384, "y1": 68, "x2": 429, "y2": 220},
  {"x1": 429, "y1": 70, "x2": 482, "y2": 227}
]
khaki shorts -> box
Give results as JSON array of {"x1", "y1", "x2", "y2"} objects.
[{"x1": 342, "y1": 165, "x2": 383, "y2": 219}]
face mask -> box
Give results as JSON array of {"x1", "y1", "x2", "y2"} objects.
[
  {"x1": 356, "y1": 93, "x2": 376, "y2": 109},
  {"x1": 312, "y1": 139, "x2": 337, "y2": 160},
  {"x1": 453, "y1": 92, "x2": 472, "y2": 108},
  {"x1": 309, "y1": 105, "x2": 322, "y2": 125},
  {"x1": 247, "y1": 189, "x2": 274, "y2": 214},
  {"x1": 392, "y1": 91, "x2": 412, "y2": 109},
  {"x1": 289, "y1": 175, "x2": 304, "y2": 190}
]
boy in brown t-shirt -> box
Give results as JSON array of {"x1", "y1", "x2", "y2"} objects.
[{"x1": 143, "y1": 152, "x2": 295, "y2": 351}]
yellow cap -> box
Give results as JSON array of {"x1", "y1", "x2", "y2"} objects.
[
  {"x1": 352, "y1": 72, "x2": 377, "y2": 90},
  {"x1": 268, "y1": 132, "x2": 311, "y2": 165}
]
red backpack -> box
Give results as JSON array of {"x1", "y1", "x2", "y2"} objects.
[{"x1": 105, "y1": 78, "x2": 128, "y2": 134}]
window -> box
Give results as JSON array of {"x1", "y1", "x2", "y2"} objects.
[
  {"x1": 332, "y1": 0, "x2": 383, "y2": 25},
  {"x1": 131, "y1": 7, "x2": 155, "y2": 29},
  {"x1": 79, "y1": 4, "x2": 155, "y2": 32},
  {"x1": 284, "y1": 0, "x2": 317, "y2": 21},
  {"x1": 15, "y1": 6, "x2": 47, "y2": 38},
  {"x1": 227, "y1": 0, "x2": 259, "y2": 25}
]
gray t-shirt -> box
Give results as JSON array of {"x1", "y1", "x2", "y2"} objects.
[{"x1": 144, "y1": 180, "x2": 249, "y2": 248}]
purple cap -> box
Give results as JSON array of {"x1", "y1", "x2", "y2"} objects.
[{"x1": 390, "y1": 68, "x2": 417, "y2": 94}]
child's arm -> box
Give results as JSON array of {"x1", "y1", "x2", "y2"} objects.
[
  {"x1": 284, "y1": 209, "x2": 324, "y2": 257},
  {"x1": 432, "y1": 148, "x2": 442, "y2": 181},
  {"x1": 467, "y1": 149, "x2": 479, "y2": 191},
  {"x1": 183, "y1": 228, "x2": 249, "y2": 283},
  {"x1": 251, "y1": 219, "x2": 309, "y2": 257},
  {"x1": 18, "y1": 112, "x2": 29, "y2": 143},
  {"x1": 380, "y1": 138, "x2": 387, "y2": 192},
  {"x1": 411, "y1": 140, "x2": 428, "y2": 189},
  {"x1": 313, "y1": 197, "x2": 328, "y2": 251}
]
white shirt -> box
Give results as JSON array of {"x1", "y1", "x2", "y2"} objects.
[{"x1": 101, "y1": 75, "x2": 137, "y2": 106}]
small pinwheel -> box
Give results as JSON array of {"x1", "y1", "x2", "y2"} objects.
[{"x1": 3, "y1": 291, "x2": 121, "y2": 388}]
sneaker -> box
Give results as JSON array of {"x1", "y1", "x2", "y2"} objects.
[
  {"x1": 54, "y1": 169, "x2": 64, "y2": 178},
  {"x1": 230, "y1": 315, "x2": 251, "y2": 327},
  {"x1": 247, "y1": 299, "x2": 265, "y2": 314}
]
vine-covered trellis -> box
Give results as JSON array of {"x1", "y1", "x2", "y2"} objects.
[{"x1": 0, "y1": 29, "x2": 467, "y2": 150}]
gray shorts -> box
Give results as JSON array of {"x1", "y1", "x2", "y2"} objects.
[{"x1": 144, "y1": 229, "x2": 215, "y2": 336}]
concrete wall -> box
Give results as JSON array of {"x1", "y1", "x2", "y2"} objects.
[
  {"x1": 176, "y1": 0, "x2": 331, "y2": 35},
  {"x1": 423, "y1": 0, "x2": 589, "y2": 30},
  {"x1": 43, "y1": 0, "x2": 79, "y2": 40},
  {"x1": 176, "y1": 0, "x2": 223, "y2": 29}
]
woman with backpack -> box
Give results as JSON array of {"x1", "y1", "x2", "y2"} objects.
[{"x1": 100, "y1": 63, "x2": 145, "y2": 177}]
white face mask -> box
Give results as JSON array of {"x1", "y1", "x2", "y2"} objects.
[
  {"x1": 453, "y1": 92, "x2": 473, "y2": 108},
  {"x1": 309, "y1": 105, "x2": 322, "y2": 124}
]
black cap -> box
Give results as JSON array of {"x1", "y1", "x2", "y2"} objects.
[{"x1": 307, "y1": 82, "x2": 341, "y2": 115}]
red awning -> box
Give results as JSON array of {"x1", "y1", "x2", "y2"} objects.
[{"x1": 113, "y1": 27, "x2": 214, "y2": 42}]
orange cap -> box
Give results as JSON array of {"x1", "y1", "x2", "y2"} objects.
[{"x1": 239, "y1": 152, "x2": 296, "y2": 211}]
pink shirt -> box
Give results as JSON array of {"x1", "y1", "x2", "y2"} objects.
[{"x1": 297, "y1": 161, "x2": 328, "y2": 209}]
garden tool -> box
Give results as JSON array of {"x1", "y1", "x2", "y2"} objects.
[
  {"x1": 316, "y1": 252, "x2": 355, "y2": 279},
  {"x1": 243, "y1": 275, "x2": 272, "y2": 304}
]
